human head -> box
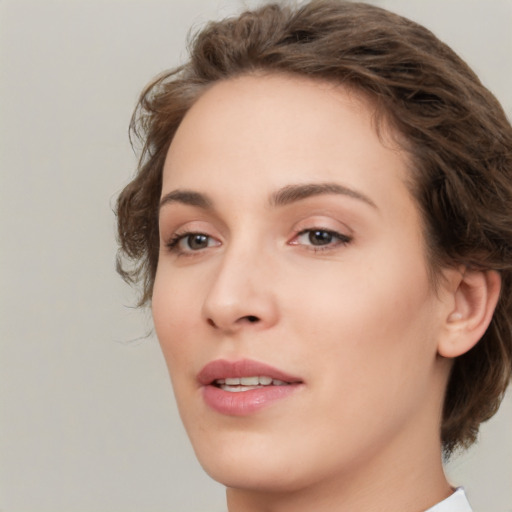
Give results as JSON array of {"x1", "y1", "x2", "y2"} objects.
[{"x1": 116, "y1": 0, "x2": 512, "y2": 455}]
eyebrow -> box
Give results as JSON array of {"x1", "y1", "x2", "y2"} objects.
[
  {"x1": 159, "y1": 181, "x2": 377, "y2": 212},
  {"x1": 159, "y1": 190, "x2": 213, "y2": 211},
  {"x1": 270, "y1": 182, "x2": 377, "y2": 209}
]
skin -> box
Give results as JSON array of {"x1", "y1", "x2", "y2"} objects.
[{"x1": 152, "y1": 73, "x2": 475, "y2": 511}]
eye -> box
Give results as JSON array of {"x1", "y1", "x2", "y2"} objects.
[
  {"x1": 292, "y1": 228, "x2": 351, "y2": 250},
  {"x1": 166, "y1": 232, "x2": 220, "y2": 253}
]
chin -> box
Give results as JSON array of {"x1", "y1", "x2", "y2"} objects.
[
  {"x1": 190, "y1": 431, "x2": 312, "y2": 492},
  {"x1": 202, "y1": 458, "x2": 310, "y2": 494}
]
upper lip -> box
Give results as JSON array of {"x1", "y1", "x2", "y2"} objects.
[{"x1": 197, "y1": 359, "x2": 303, "y2": 385}]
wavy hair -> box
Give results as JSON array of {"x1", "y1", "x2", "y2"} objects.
[{"x1": 116, "y1": 1, "x2": 512, "y2": 455}]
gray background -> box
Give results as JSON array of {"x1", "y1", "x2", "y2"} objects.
[{"x1": 1, "y1": 1, "x2": 511, "y2": 511}]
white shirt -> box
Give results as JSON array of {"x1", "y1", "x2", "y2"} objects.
[{"x1": 426, "y1": 488, "x2": 472, "y2": 511}]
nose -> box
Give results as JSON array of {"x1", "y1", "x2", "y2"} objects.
[{"x1": 201, "y1": 244, "x2": 279, "y2": 334}]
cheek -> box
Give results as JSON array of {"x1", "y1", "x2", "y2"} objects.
[
  {"x1": 151, "y1": 275, "x2": 207, "y2": 430},
  {"x1": 284, "y1": 252, "x2": 438, "y2": 386},
  {"x1": 151, "y1": 269, "x2": 201, "y2": 371},
  {"x1": 276, "y1": 259, "x2": 441, "y2": 455}
]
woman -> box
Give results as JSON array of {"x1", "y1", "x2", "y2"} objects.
[{"x1": 116, "y1": 1, "x2": 512, "y2": 510}]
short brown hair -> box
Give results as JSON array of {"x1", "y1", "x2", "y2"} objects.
[{"x1": 116, "y1": 0, "x2": 512, "y2": 455}]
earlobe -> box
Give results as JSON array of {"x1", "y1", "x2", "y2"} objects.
[{"x1": 438, "y1": 269, "x2": 501, "y2": 358}]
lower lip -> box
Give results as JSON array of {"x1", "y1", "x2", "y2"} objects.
[{"x1": 202, "y1": 384, "x2": 301, "y2": 416}]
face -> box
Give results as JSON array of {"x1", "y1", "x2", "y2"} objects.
[{"x1": 152, "y1": 74, "x2": 453, "y2": 493}]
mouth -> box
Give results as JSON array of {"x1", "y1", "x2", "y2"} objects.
[
  {"x1": 213, "y1": 376, "x2": 292, "y2": 392},
  {"x1": 198, "y1": 358, "x2": 302, "y2": 388},
  {"x1": 197, "y1": 359, "x2": 303, "y2": 415}
]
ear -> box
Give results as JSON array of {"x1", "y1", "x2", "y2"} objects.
[{"x1": 437, "y1": 268, "x2": 501, "y2": 358}]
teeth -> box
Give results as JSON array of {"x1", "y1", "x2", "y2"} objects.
[
  {"x1": 221, "y1": 385, "x2": 261, "y2": 392},
  {"x1": 215, "y1": 376, "x2": 290, "y2": 389},
  {"x1": 241, "y1": 376, "x2": 259, "y2": 386}
]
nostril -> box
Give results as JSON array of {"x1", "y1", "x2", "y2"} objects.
[{"x1": 206, "y1": 315, "x2": 261, "y2": 329}]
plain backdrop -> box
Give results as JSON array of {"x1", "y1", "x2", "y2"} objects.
[{"x1": 1, "y1": 1, "x2": 511, "y2": 511}]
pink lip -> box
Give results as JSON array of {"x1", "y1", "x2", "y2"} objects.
[{"x1": 198, "y1": 359, "x2": 303, "y2": 416}]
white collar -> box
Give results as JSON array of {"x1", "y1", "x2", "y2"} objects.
[{"x1": 425, "y1": 488, "x2": 472, "y2": 511}]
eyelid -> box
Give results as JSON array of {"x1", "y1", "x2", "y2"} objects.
[
  {"x1": 290, "y1": 214, "x2": 352, "y2": 236},
  {"x1": 165, "y1": 231, "x2": 222, "y2": 257},
  {"x1": 287, "y1": 213, "x2": 353, "y2": 252},
  {"x1": 160, "y1": 219, "x2": 222, "y2": 255},
  {"x1": 289, "y1": 227, "x2": 352, "y2": 247}
]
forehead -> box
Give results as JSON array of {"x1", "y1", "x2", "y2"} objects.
[{"x1": 162, "y1": 73, "x2": 412, "y2": 209}]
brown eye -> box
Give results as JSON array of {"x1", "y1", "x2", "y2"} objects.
[
  {"x1": 166, "y1": 232, "x2": 220, "y2": 254},
  {"x1": 308, "y1": 230, "x2": 334, "y2": 246},
  {"x1": 292, "y1": 228, "x2": 352, "y2": 250},
  {"x1": 186, "y1": 234, "x2": 210, "y2": 250}
]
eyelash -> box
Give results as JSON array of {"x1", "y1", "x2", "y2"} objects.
[
  {"x1": 292, "y1": 228, "x2": 352, "y2": 252},
  {"x1": 165, "y1": 232, "x2": 218, "y2": 255},
  {"x1": 164, "y1": 228, "x2": 352, "y2": 255}
]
